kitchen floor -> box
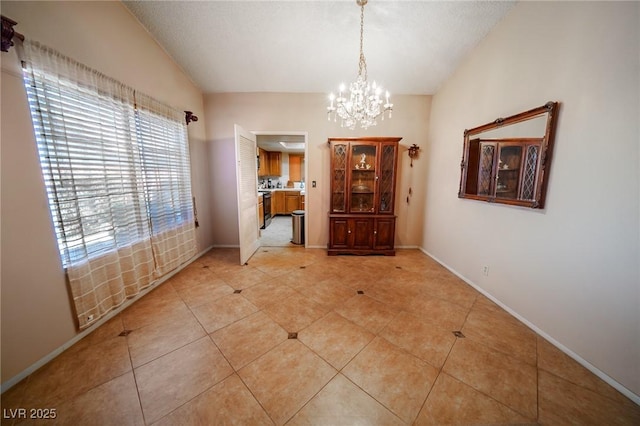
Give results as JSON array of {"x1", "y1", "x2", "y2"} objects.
[
  {"x1": 260, "y1": 215, "x2": 299, "y2": 247},
  {"x1": 2, "y1": 247, "x2": 639, "y2": 425}
]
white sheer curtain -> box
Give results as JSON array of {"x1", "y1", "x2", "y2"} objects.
[
  {"x1": 22, "y1": 40, "x2": 196, "y2": 329},
  {"x1": 134, "y1": 92, "x2": 197, "y2": 276}
]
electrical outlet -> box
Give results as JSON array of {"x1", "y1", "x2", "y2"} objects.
[
  {"x1": 312, "y1": 180, "x2": 316, "y2": 188},
  {"x1": 482, "y1": 265, "x2": 489, "y2": 276}
]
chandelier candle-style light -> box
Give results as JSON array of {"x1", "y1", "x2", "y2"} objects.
[{"x1": 327, "y1": 0, "x2": 393, "y2": 129}]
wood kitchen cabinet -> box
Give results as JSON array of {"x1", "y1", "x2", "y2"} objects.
[
  {"x1": 258, "y1": 148, "x2": 269, "y2": 177},
  {"x1": 258, "y1": 194, "x2": 264, "y2": 228},
  {"x1": 273, "y1": 191, "x2": 285, "y2": 214},
  {"x1": 327, "y1": 137, "x2": 401, "y2": 255},
  {"x1": 273, "y1": 190, "x2": 301, "y2": 215},
  {"x1": 269, "y1": 152, "x2": 281, "y2": 176},
  {"x1": 289, "y1": 154, "x2": 304, "y2": 182},
  {"x1": 258, "y1": 149, "x2": 282, "y2": 177},
  {"x1": 284, "y1": 191, "x2": 301, "y2": 213},
  {"x1": 271, "y1": 193, "x2": 276, "y2": 217}
]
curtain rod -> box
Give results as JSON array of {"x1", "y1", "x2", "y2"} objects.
[
  {"x1": 0, "y1": 15, "x2": 198, "y2": 126},
  {"x1": 2, "y1": 15, "x2": 24, "y2": 53}
]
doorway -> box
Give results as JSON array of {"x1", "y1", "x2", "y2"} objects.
[{"x1": 255, "y1": 131, "x2": 308, "y2": 247}]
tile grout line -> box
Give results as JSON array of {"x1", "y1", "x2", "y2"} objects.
[
  {"x1": 413, "y1": 306, "x2": 470, "y2": 424},
  {"x1": 443, "y1": 295, "x2": 541, "y2": 422},
  {"x1": 337, "y1": 371, "x2": 409, "y2": 425},
  {"x1": 280, "y1": 287, "x2": 408, "y2": 423},
  {"x1": 129, "y1": 265, "x2": 241, "y2": 424},
  {"x1": 126, "y1": 333, "x2": 149, "y2": 426},
  {"x1": 281, "y1": 370, "x2": 342, "y2": 425},
  {"x1": 232, "y1": 337, "x2": 295, "y2": 425}
]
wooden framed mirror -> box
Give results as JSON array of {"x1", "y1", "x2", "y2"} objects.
[{"x1": 458, "y1": 102, "x2": 559, "y2": 209}]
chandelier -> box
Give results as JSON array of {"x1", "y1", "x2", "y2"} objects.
[{"x1": 327, "y1": 0, "x2": 393, "y2": 129}]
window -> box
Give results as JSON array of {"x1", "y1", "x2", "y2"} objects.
[
  {"x1": 21, "y1": 40, "x2": 196, "y2": 328},
  {"x1": 23, "y1": 55, "x2": 194, "y2": 268}
]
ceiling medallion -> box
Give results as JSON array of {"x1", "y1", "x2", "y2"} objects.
[{"x1": 327, "y1": 0, "x2": 393, "y2": 129}]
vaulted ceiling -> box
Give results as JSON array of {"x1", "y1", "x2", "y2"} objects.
[{"x1": 124, "y1": 1, "x2": 515, "y2": 95}]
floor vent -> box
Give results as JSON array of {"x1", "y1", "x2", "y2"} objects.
[
  {"x1": 233, "y1": 289, "x2": 242, "y2": 294},
  {"x1": 288, "y1": 332, "x2": 298, "y2": 339},
  {"x1": 453, "y1": 331, "x2": 465, "y2": 338},
  {"x1": 357, "y1": 290, "x2": 365, "y2": 295},
  {"x1": 119, "y1": 330, "x2": 132, "y2": 337}
]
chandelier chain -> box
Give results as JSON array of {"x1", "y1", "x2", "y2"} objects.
[{"x1": 358, "y1": 2, "x2": 367, "y2": 81}]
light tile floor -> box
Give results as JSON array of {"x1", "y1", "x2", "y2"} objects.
[
  {"x1": 2, "y1": 248, "x2": 639, "y2": 425},
  {"x1": 260, "y1": 215, "x2": 299, "y2": 247}
]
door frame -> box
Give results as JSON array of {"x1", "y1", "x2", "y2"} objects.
[{"x1": 254, "y1": 130, "x2": 309, "y2": 248}]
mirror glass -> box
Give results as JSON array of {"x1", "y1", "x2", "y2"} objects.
[
  {"x1": 473, "y1": 114, "x2": 547, "y2": 139},
  {"x1": 458, "y1": 102, "x2": 559, "y2": 209}
]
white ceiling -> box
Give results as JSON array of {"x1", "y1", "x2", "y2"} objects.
[
  {"x1": 256, "y1": 134, "x2": 306, "y2": 153},
  {"x1": 123, "y1": 0, "x2": 516, "y2": 95}
]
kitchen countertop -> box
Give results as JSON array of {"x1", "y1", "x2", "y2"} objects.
[{"x1": 259, "y1": 188, "x2": 305, "y2": 195}]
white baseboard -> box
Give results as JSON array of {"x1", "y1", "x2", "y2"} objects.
[
  {"x1": 419, "y1": 247, "x2": 640, "y2": 406},
  {"x1": 0, "y1": 245, "x2": 213, "y2": 393}
]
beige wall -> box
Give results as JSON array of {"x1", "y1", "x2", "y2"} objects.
[
  {"x1": 6, "y1": 0, "x2": 636, "y2": 404},
  {"x1": 204, "y1": 93, "x2": 431, "y2": 249},
  {"x1": 424, "y1": 1, "x2": 639, "y2": 397},
  {"x1": 1, "y1": 1, "x2": 211, "y2": 384}
]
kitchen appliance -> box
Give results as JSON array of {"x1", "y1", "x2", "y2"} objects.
[{"x1": 259, "y1": 190, "x2": 272, "y2": 228}]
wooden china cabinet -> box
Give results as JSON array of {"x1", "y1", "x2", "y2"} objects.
[{"x1": 327, "y1": 137, "x2": 401, "y2": 255}]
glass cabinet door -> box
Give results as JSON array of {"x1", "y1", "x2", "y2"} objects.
[
  {"x1": 477, "y1": 142, "x2": 496, "y2": 196},
  {"x1": 495, "y1": 144, "x2": 523, "y2": 199},
  {"x1": 520, "y1": 144, "x2": 540, "y2": 200},
  {"x1": 350, "y1": 143, "x2": 377, "y2": 213},
  {"x1": 331, "y1": 143, "x2": 347, "y2": 212},
  {"x1": 378, "y1": 142, "x2": 397, "y2": 213}
]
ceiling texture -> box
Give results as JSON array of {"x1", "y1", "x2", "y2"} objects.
[{"x1": 123, "y1": 0, "x2": 516, "y2": 96}]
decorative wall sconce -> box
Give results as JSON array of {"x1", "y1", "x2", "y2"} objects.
[
  {"x1": 184, "y1": 111, "x2": 198, "y2": 125},
  {"x1": 408, "y1": 144, "x2": 420, "y2": 167}
]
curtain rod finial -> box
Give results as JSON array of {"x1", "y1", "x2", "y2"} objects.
[
  {"x1": 2, "y1": 15, "x2": 19, "y2": 52},
  {"x1": 185, "y1": 111, "x2": 198, "y2": 125}
]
